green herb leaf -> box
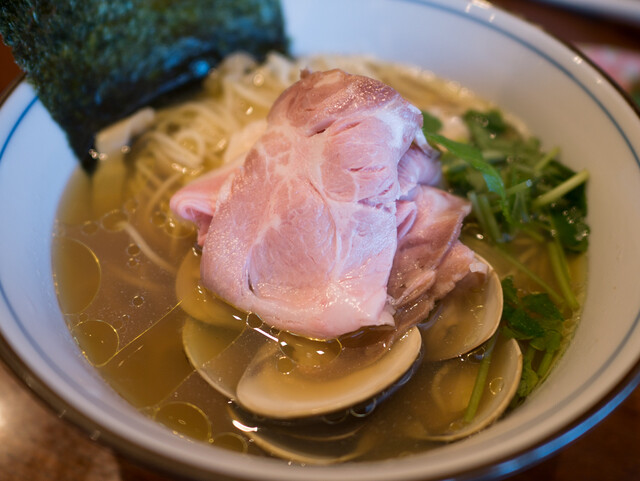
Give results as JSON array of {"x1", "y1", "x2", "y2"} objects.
[
  {"x1": 517, "y1": 355, "x2": 539, "y2": 398},
  {"x1": 425, "y1": 132, "x2": 506, "y2": 197},
  {"x1": 500, "y1": 275, "x2": 568, "y2": 400},
  {"x1": 550, "y1": 207, "x2": 590, "y2": 253},
  {"x1": 506, "y1": 308, "x2": 545, "y2": 339},
  {"x1": 501, "y1": 277, "x2": 519, "y2": 306},
  {"x1": 522, "y1": 293, "x2": 563, "y2": 322},
  {"x1": 530, "y1": 330, "x2": 562, "y2": 352},
  {"x1": 421, "y1": 111, "x2": 443, "y2": 133},
  {"x1": 440, "y1": 108, "x2": 589, "y2": 269}
]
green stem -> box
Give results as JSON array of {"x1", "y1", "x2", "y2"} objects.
[
  {"x1": 512, "y1": 163, "x2": 535, "y2": 176},
  {"x1": 468, "y1": 191, "x2": 491, "y2": 241},
  {"x1": 533, "y1": 169, "x2": 589, "y2": 208},
  {"x1": 524, "y1": 344, "x2": 537, "y2": 363},
  {"x1": 478, "y1": 194, "x2": 502, "y2": 243},
  {"x1": 506, "y1": 179, "x2": 533, "y2": 196},
  {"x1": 520, "y1": 226, "x2": 546, "y2": 243},
  {"x1": 482, "y1": 150, "x2": 506, "y2": 162},
  {"x1": 534, "y1": 146, "x2": 560, "y2": 172},
  {"x1": 537, "y1": 350, "x2": 555, "y2": 379},
  {"x1": 547, "y1": 241, "x2": 580, "y2": 311},
  {"x1": 464, "y1": 333, "x2": 499, "y2": 423},
  {"x1": 496, "y1": 248, "x2": 565, "y2": 305}
]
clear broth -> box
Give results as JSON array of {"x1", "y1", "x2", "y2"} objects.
[{"x1": 52, "y1": 56, "x2": 587, "y2": 463}]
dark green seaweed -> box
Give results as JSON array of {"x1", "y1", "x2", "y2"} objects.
[{"x1": 0, "y1": 0, "x2": 287, "y2": 168}]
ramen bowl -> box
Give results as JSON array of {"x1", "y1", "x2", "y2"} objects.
[{"x1": 1, "y1": 0, "x2": 639, "y2": 479}]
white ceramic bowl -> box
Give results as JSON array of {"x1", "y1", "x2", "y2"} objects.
[{"x1": 1, "y1": 1, "x2": 639, "y2": 480}]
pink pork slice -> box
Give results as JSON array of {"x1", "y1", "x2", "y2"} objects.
[{"x1": 170, "y1": 68, "x2": 473, "y2": 339}]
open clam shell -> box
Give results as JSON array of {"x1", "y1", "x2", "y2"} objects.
[
  {"x1": 420, "y1": 254, "x2": 503, "y2": 362},
  {"x1": 183, "y1": 304, "x2": 422, "y2": 420},
  {"x1": 235, "y1": 327, "x2": 422, "y2": 419},
  {"x1": 407, "y1": 334, "x2": 522, "y2": 442},
  {"x1": 228, "y1": 404, "x2": 372, "y2": 465},
  {"x1": 182, "y1": 316, "x2": 264, "y2": 400},
  {"x1": 176, "y1": 247, "x2": 248, "y2": 330}
]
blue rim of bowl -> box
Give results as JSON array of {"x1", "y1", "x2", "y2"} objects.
[{"x1": 1, "y1": 1, "x2": 640, "y2": 480}]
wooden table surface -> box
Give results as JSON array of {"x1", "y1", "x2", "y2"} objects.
[{"x1": 1, "y1": 1, "x2": 639, "y2": 480}]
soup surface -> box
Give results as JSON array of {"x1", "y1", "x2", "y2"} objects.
[{"x1": 52, "y1": 54, "x2": 587, "y2": 463}]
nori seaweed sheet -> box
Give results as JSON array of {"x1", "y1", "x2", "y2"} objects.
[{"x1": 0, "y1": 0, "x2": 287, "y2": 166}]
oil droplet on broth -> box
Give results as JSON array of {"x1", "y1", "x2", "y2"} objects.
[
  {"x1": 111, "y1": 314, "x2": 128, "y2": 330},
  {"x1": 154, "y1": 402, "x2": 211, "y2": 442},
  {"x1": 212, "y1": 432, "x2": 248, "y2": 453},
  {"x1": 52, "y1": 237, "x2": 101, "y2": 314},
  {"x1": 127, "y1": 257, "x2": 140, "y2": 268},
  {"x1": 246, "y1": 313, "x2": 263, "y2": 329},
  {"x1": 126, "y1": 243, "x2": 141, "y2": 256},
  {"x1": 132, "y1": 295, "x2": 145, "y2": 307},
  {"x1": 151, "y1": 211, "x2": 166, "y2": 227},
  {"x1": 101, "y1": 209, "x2": 128, "y2": 231},
  {"x1": 71, "y1": 319, "x2": 119, "y2": 366},
  {"x1": 81, "y1": 220, "x2": 99, "y2": 235},
  {"x1": 124, "y1": 198, "x2": 138, "y2": 214},
  {"x1": 165, "y1": 218, "x2": 195, "y2": 238},
  {"x1": 276, "y1": 356, "x2": 296, "y2": 374},
  {"x1": 489, "y1": 377, "x2": 504, "y2": 395},
  {"x1": 277, "y1": 331, "x2": 342, "y2": 369}
]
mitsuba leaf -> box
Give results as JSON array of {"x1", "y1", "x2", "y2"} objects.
[
  {"x1": 550, "y1": 207, "x2": 590, "y2": 253},
  {"x1": 463, "y1": 109, "x2": 542, "y2": 163},
  {"x1": 464, "y1": 110, "x2": 507, "y2": 150},
  {"x1": 516, "y1": 356, "x2": 539, "y2": 398},
  {"x1": 501, "y1": 277, "x2": 519, "y2": 306},
  {"x1": 522, "y1": 293, "x2": 563, "y2": 322},
  {"x1": 530, "y1": 330, "x2": 562, "y2": 352},
  {"x1": 505, "y1": 308, "x2": 545, "y2": 339},
  {"x1": 421, "y1": 111, "x2": 443, "y2": 133},
  {"x1": 424, "y1": 132, "x2": 507, "y2": 201},
  {"x1": 501, "y1": 276, "x2": 566, "y2": 351},
  {"x1": 441, "y1": 108, "x2": 590, "y2": 253}
]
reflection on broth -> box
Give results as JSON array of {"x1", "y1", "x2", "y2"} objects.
[{"x1": 52, "y1": 54, "x2": 587, "y2": 462}]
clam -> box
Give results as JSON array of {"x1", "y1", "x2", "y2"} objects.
[
  {"x1": 176, "y1": 247, "x2": 247, "y2": 330},
  {"x1": 408, "y1": 334, "x2": 522, "y2": 441},
  {"x1": 420, "y1": 254, "x2": 503, "y2": 362},
  {"x1": 235, "y1": 326, "x2": 422, "y2": 419},
  {"x1": 182, "y1": 250, "x2": 520, "y2": 444},
  {"x1": 183, "y1": 318, "x2": 423, "y2": 419},
  {"x1": 228, "y1": 404, "x2": 371, "y2": 465},
  {"x1": 182, "y1": 315, "x2": 265, "y2": 400}
]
